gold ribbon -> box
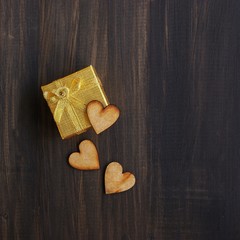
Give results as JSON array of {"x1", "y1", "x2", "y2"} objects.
[{"x1": 44, "y1": 78, "x2": 87, "y2": 131}]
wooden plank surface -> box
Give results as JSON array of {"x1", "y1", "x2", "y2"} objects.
[{"x1": 1, "y1": 0, "x2": 240, "y2": 239}]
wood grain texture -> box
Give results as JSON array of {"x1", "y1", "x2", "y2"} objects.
[{"x1": 1, "y1": 0, "x2": 240, "y2": 239}]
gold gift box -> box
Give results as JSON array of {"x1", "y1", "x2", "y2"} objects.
[{"x1": 41, "y1": 66, "x2": 109, "y2": 139}]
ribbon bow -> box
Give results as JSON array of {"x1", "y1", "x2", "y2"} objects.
[{"x1": 44, "y1": 79, "x2": 85, "y2": 130}]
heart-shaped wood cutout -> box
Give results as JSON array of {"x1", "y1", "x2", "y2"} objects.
[
  {"x1": 68, "y1": 140, "x2": 100, "y2": 170},
  {"x1": 87, "y1": 100, "x2": 120, "y2": 134},
  {"x1": 105, "y1": 162, "x2": 136, "y2": 194}
]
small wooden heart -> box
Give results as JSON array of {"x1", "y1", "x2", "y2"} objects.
[
  {"x1": 105, "y1": 162, "x2": 136, "y2": 194},
  {"x1": 68, "y1": 140, "x2": 100, "y2": 170},
  {"x1": 87, "y1": 100, "x2": 120, "y2": 134}
]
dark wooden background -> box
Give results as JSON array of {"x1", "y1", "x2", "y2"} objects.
[{"x1": 1, "y1": 0, "x2": 240, "y2": 239}]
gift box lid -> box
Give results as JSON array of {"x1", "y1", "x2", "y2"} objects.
[{"x1": 41, "y1": 66, "x2": 109, "y2": 139}]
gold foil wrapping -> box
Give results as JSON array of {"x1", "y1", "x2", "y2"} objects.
[{"x1": 41, "y1": 66, "x2": 109, "y2": 139}]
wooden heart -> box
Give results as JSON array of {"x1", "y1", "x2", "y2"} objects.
[
  {"x1": 105, "y1": 162, "x2": 136, "y2": 194},
  {"x1": 68, "y1": 140, "x2": 100, "y2": 170},
  {"x1": 87, "y1": 100, "x2": 120, "y2": 134}
]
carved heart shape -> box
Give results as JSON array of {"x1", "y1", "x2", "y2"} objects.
[
  {"x1": 87, "y1": 100, "x2": 120, "y2": 134},
  {"x1": 105, "y1": 162, "x2": 136, "y2": 194},
  {"x1": 68, "y1": 140, "x2": 100, "y2": 170}
]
